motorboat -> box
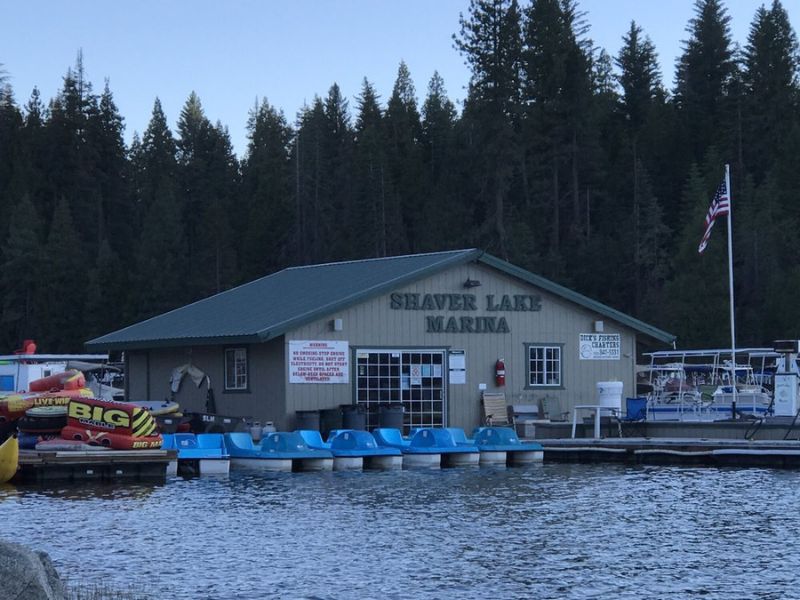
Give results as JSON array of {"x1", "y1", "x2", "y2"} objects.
[{"x1": 639, "y1": 349, "x2": 776, "y2": 421}]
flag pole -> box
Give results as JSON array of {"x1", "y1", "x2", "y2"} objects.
[{"x1": 725, "y1": 163, "x2": 737, "y2": 416}]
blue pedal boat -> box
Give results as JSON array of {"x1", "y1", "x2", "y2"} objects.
[
  {"x1": 374, "y1": 427, "x2": 479, "y2": 468},
  {"x1": 297, "y1": 429, "x2": 402, "y2": 470},
  {"x1": 471, "y1": 427, "x2": 544, "y2": 465},
  {"x1": 224, "y1": 431, "x2": 333, "y2": 472},
  {"x1": 372, "y1": 428, "x2": 411, "y2": 450},
  {"x1": 163, "y1": 433, "x2": 230, "y2": 476}
]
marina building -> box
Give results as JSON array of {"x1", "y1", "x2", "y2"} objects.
[{"x1": 85, "y1": 249, "x2": 674, "y2": 431}]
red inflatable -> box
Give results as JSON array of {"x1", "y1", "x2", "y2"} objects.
[
  {"x1": 29, "y1": 369, "x2": 86, "y2": 392},
  {"x1": 61, "y1": 426, "x2": 163, "y2": 450},
  {"x1": 0, "y1": 388, "x2": 93, "y2": 422},
  {"x1": 62, "y1": 397, "x2": 162, "y2": 450}
]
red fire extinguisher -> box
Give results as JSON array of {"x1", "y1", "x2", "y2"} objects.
[{"x1": 495, "y1": 358, "x2": 506, "y2": 387}]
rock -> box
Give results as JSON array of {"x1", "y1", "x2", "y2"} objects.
[{"x1": 0, "y1": 540, "x2": 65, "y2": 599}]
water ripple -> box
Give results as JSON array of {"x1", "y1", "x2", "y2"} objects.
[{"x1": 1, "y1": 464, "x2": 800, "y2": 598}]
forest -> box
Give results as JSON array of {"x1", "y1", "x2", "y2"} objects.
[{"x1": 0, "y1": 0, "x2": 798, "y2": 353}]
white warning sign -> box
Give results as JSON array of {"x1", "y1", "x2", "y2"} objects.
[{"x1": 289, "y1": 340, "x2": 349, "y2": 383}]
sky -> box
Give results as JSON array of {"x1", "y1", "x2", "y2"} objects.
[{"x1": 2, "y1": 0, "x2": 798, "y2": 157}]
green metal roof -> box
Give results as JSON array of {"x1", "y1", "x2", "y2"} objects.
[
  {"x1": 85, "y1": 248, "x2": 674, "y2": 351},
  {"x1": 476, "y1": 253, "x2": 675, "y2": 344}
]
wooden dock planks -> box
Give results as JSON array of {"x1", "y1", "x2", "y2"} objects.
[
  {"x1": 540, "y1": 437, "x2": 800, "y2": 467},
  {"x1": 16, "y1": 449, "x2": 176, "y2": 483}
]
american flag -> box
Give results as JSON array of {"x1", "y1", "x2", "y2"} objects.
[{"x1": 698, "y1": 179, "x2": 730, "y2": 253}]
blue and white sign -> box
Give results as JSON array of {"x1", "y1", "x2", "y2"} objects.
[{"x1": 579, "y1": 334, "x2": 620, "y2": 360}]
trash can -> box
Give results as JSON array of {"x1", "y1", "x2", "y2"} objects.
[
  {"x1": 320, "y1": 408, "x2": 342, "y2": 438},
  {"x1": 295, "y1": 410, "x2": 320, "y2": 431},
  {"x1": 379, "y1": 403, "x2": 405, "y2": 430},
  {"x1": 341, "y1": 404, "x2": 366, "y2": 430}
]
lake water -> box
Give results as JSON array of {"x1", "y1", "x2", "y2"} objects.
[{"x1": 2, "y1": 463, "x2": 799, "y2": 599}]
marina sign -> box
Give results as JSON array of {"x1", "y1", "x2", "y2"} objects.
[
  {"x1": 389, "y1": 292, "x2": 542, "y2": 334},
  {"x1": 579, "y1": 333, "x2": 621, "y2": 360}
]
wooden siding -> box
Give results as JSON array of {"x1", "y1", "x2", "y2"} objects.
[
  {"x1": 126, "y1": 262, "x2": 645, "y2": 430},
  {"x1": 286, "y1": 262, "x2": 639, "y2": 430},
  {"x1": 126, "y1": 338, "x2": 286, "y2": 423}
]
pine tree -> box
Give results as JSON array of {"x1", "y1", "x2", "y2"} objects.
[
  {"x1": 742, "y1": 0, "x2": 799, "y2": 183},
  {"x1": 663, "y1": 163, "x2": 730, "y2": 347},
  {"x1": 616, "y1": 22, "x2": 662, "y2": 134},
  {"x1": 88, "y1": 81, "x2": 131, "y2": 258},
  {"x1": 38, "y1": 197, "x2": 87, "y2": 351},
  {"x1": 0, "y1": 83, "x2": 23, "y2": 240},
  {"x1": 674, "y1": 0, "x2": 737, "y2": 166},
  {"x1": 127, "y1": 98, "x2": 187, "y2": 320},
  {"x1": 43, "y1": 53, "x2": 101, "y2": 248},
  {"x1": 614, "y1": 22, "x2": 670, "y2": 314},
  {"x1": 321, "y1": 84, "x2": 355, "y2": 260},
  {"x1": 352, "y1": 78, "x2": 389, "y2": 257},
  {"x1": 176, "y1": 92, "x2": 240, "y2": 297},
  {"x1": 384, "y1": 61, "x2": 424, "y2": 253},
  {"x1": 18, "y1": 89, "x2": 48, "y2": 216},
  {"x1": 240, "y1": 99, "x2": 294, "y2": 280},
  {"x1": 135, "y1": 99, "x2": 178, "y2": 218},
  {"x1": 420, "y1": 72, "x2": 463, "y2": 249},
  {"x1": 455, "y1": 0, "x2": 523, "y2": 259},
  {"x1": 84, "y1": 239, "x2": 127, "y2": 340},
  {"x1": 421, "y1": 72, "x2": 457, "y2": 185},
  {"x1": 130, "y1": 183, "x2": 188, "y2": 321},
  {"x1": 294, "y1": 98, "x2": 327, "y2": 263},
  {"x1": 0, "y1": 194, "x2": 44, "y2": 349},
  {"x1": 521, "y1": 0, "x2": 594, "y2": 274}
]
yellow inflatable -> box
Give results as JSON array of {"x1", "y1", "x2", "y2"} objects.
[{"x1": 0, "y1": 435, "x2": 19, "y2": 484}]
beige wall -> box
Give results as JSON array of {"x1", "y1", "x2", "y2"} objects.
[
  {"x1": 126, "y1": 261, "x2": 641, "y2": 430},
  {"x1": 286, "y1": 262, "x2": 638, "y2": 430}
]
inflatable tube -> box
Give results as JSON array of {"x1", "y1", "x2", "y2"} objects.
[
  {"x1": 29, "y1": 370, "x2": 86, "y2": 392},
  {"x1": 17, "y1": 413, "x2": 67, "y2": 433},
  {"x1": 0, "y1": 388, "x2": 93, "y2": 422},
  {"x1": 67, "y1": 397, "x2": 157, "y2": 438},
  {"x1": 26, "y1": 406, "x2": 68, "y2": 418},
  {"x1": 61, "y1": 425, "x2": 163, "y2": 450}
]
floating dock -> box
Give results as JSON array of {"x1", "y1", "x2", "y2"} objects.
[
  {"x1": 531, "y1": 416, "x2": 800, "y2": 442},
  {"x1": 16, "y1": 449, "x2": 174, "y2": 483},
  {"x1": 540, "y1": 438, "x2": 800, "y2": 467}
]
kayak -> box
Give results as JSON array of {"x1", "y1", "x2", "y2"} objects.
[{"x1": 0, "y1": 435, "x2": 18, "y2": 483}]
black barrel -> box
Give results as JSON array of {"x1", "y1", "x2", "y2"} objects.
[
  {"x1": 295, "y1": 410, "x2": 321, "y2": 431},
  {"x1": 341, "y1": 404, "x2": 366, "y2": 430},
  {"x1": 378, "y1": 403, "x2": 405, "y2": 430},
  {"x1": 320, "y1": 408, "x2": 342, "y2": 438}
]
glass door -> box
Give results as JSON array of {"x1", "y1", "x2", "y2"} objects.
[{"x1": 356, "y1": 349, "x2": 446, "y2": 433}]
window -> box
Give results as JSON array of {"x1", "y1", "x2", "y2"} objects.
[
  {"x1": 526, "y1": 344, "x2": 562, "y2": 388},
  {"x1": 356, "y1": 349, "x2": 446, "y2": 432},
  {"x1": 224, "y1": 348, "x2": 248, "y2": 391},
  {"x1": 0, "y1": 375, "x2": 13, "y2": 392}
]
